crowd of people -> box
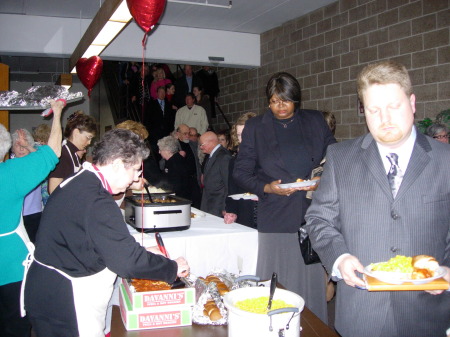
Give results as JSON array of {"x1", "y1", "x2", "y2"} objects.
[{"x1": 1, "y1": 60, "x2": 449, "y2": 337}]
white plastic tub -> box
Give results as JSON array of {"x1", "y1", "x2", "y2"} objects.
[{"x1": 223, "y1": 287, "x2": 305, "y2": 337}]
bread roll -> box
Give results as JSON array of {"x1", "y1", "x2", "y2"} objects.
[
  {"x1": 209, "y1": 308, "x2": 223, "y2": 321},
  {"x1": 412, "y1": 255, "x2": 439, "y2": 271},
  {"x1": 411, "y1": 255, "x2": 439, "y2": 279}
]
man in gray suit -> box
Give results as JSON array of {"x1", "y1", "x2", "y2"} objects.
[
  {"x1": 305, "y1": 61, "x2": 450, "y2": 337},
  {"x1": 199, "y1": 131, "x2": 231, "y2": 217}
]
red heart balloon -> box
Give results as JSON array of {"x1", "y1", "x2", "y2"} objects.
[
  {"x1": 76, "y1": 56, "x2": 103, "y2": 97},
  {"x1": 127, "y1": 0, "x2": 166, "y2": 33}
]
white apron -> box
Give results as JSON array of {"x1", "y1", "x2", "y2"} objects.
[
  {"x1": 21, "y1": 162, "x2": 118, "y2": 337},
  {"x1": 62, "y1": 140, "x2": 82, "y2": 174}
]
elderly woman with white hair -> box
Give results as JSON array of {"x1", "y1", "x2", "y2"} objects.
[
  {"x1": 25, "y1": 129, "x2": 190, "y2": 337},
  {"x1": 10, "y1": 129, "x2": 43, "y2": 243},
  {"x1": 0, "y1": 100, "x2": 65, "y2": 337},
  {"x1": 158, "y1": 135, "x2": 191, "y2": 201}
]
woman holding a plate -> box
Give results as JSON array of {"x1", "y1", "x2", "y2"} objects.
[{"x1": 233, "y1": 72, "x2": 336, "y2": 322}]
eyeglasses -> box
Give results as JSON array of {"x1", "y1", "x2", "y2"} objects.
[
  {"x1": 83, "y1": 134, "x2": 94, "y2": 140},
  {"x1": 433, "y1": 134, "x2": 449, "y2": 140},
  {"x1": 269, "y1": 99, "x2": 295, "y2": 107}
]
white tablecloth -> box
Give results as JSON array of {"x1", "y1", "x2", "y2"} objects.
[{"x1": 127, "y1": 208, "x2": 258, "y2": 277}]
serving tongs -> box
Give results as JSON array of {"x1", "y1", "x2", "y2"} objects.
[
  {"x1": 144, "y1": 183, "x2": 153, "y2": 203},
  {"x1": 155, "y1": 232, "x2": 188, "y2": 287}
]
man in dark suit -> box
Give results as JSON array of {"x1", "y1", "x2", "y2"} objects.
[
  {"x1": 199, "y1": 131, "x2": 231, "y2": 217},
  {"x1": 176, "y1": 124, "x2": 202, "y2": 208},
  {"x1": 146, "y1": 86, "x2": 176, "y2": 156},
  {"x1": 305, "y1": 61, "x2": 450, "y2": 337},
  {"x1": 174, "y1": 65, "x2": 203, "y2": 109}
]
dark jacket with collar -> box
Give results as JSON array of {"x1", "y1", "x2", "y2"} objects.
[
  {"x1": 200, "y1": 145, "x2": 231, "y2": 217},
  {"x1": 233, "y1": 108, "x2": 336, "y2": 233}
]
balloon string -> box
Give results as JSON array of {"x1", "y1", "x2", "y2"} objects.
[
  {"x1": 140, "y1": 32, "x2": 148, "y2": 243},
  {"x1": 141, "y1": 33, "x2": 148, "y2": 124},
  {"x1": 140, "y1": 161, "x2": 145, "y2": 246}
]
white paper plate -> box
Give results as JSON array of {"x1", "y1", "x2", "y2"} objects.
[
  {"x1": 277, "y1": 180, "x2": 318, "y2": 189},
  {"x1": 364, "y1": 265, "x2": 446, "y2": 285},
  {"x1": 228, "y1": 193, "x2": 257, "y2": 200},
  {"x1": 191, "y1": 208, "x2": 206, "y2": 218}
]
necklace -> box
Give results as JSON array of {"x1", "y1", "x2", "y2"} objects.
[{"x1": 275, "y1": 117, "x2": 295, "y2": 128}]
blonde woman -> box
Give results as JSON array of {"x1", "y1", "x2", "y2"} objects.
[{"x1": 150, "y1": 67, "x2": 171, "y2": 100}]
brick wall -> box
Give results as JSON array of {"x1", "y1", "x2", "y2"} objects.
[{"x1": 213, "y1": 0, "x2": 449, "y2": 141}]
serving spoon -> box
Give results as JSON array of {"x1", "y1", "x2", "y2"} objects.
[{"x1": 267, "y1": 272, "x2": 278, "y2": 311}]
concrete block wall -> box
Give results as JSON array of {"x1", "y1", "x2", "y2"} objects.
[{"x1": 214, "y1": 0, "x2": 450, "y2": 141}]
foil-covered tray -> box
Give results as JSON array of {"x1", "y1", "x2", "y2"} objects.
[
  {"x1": 0, "y1": 85, "x2": 83, "y2": 110},
  {"x1": 192, "y1": 269, "x2": 237, "y2": 326}
]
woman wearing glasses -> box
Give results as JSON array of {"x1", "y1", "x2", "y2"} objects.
[
  {"x1": 48, "y1": 111, "x2": 97, "y2": 193},
  {"x1": 233, "y1": 72, "x2": 336, "y2": 323},
  {"x1": 25, "y1": 129, "x2": 189, "y2": 337},
  {"x1": 426, "y1": 123, "x2": 449, "y2": 144}
]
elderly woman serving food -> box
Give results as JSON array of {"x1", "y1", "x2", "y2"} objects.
[{"x1": 25, "y1": 129, "x2": 189, "y2": 337}]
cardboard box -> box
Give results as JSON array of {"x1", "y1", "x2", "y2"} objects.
[
  {"x1": 121, "y1": 278, "x2": 195, "y2": 309},
  {"x1": 119, "y1": 284, "x2": 193, "y2": 330}
]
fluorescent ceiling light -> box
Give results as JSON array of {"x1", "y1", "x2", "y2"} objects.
[
  {"x1": 70, "y1": 0, "x2": 132, "y2": 73},
  {"x1": 81, "y1": 45, "x2": 107, "y2": 59},
  {"x1": 110, "y1": 1, "x2": 132, "y2": 22}
]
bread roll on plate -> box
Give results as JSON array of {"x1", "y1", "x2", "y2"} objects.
[{"x1": 411, "y1": 255, "x2": 439, "y2": 279}]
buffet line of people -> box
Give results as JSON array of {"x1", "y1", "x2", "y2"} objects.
[{"x1": 0, "y1": 60, "x2": 449, "y2": 337}]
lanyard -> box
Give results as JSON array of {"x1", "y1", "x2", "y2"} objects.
[{"x1": 91, "y1": 164, "x2": 113, "y2": 194}]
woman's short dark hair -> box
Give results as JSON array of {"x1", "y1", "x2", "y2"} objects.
[
  {"x1": 217, "y1": 129, "x2": 231, "y2": 149},
  {"x1": 266, "y1": 72, "x2": 301, "y2": 108},
  {"x1": 92, "y1": 129, "x2": 149, "y2": 167},
  {"x1": 64, "y1": 111, "x2": 97, "y2": 139}
]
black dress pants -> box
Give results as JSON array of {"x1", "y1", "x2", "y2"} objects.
[{"x1": 0, "y1": 281, "x2": 31, "y2": 337}]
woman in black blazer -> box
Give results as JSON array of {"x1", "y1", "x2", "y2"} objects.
[{"x1": 233, "y1": 72, "x2": 336, "y2": 323}]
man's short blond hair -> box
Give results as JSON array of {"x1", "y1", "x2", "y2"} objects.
[{"x1": 357, "y1": 60, "x2": 412, "y2": 105}]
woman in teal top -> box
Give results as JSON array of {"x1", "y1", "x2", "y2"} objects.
[{"x1": 0, "y1": 100, "x2": 64, "y2": 337}]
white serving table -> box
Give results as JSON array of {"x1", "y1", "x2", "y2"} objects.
[{"x1": 127, "y1": 208, "x2": 258, "y2": 277}]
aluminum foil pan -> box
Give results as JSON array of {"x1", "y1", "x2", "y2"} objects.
[{"x1": 0, "y1": 85, "x2": 83, "y2": 110}]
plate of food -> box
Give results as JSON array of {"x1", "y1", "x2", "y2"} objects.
[
  {"x1": 277, "y1": 179, "x2": 318, "y2": 189},
  {"x1": 228, "y1": 193, "x2": 257, "y2": 200},
  {"x1": 364, "y1": 255, "x2": 446, "y2": 285}
]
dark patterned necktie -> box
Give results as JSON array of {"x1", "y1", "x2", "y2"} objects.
[{"x1": 386, "y1": 153, "x2": 403, "y2": 198}]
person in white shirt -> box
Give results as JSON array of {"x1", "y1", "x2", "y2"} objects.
[{"x1": 174, "y1": 93, "x2": 208, "y2": 135}]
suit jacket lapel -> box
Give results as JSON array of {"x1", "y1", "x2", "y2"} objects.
[
  {"x1": 205, "y1": 147, "x2": 220, "y2": 174},
  {"x1": 395, "y1": 131, "x2": 431, "y2": 201},
  {"x1": 361, "y1": 134, "x2": 393, "y2": 200}
]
